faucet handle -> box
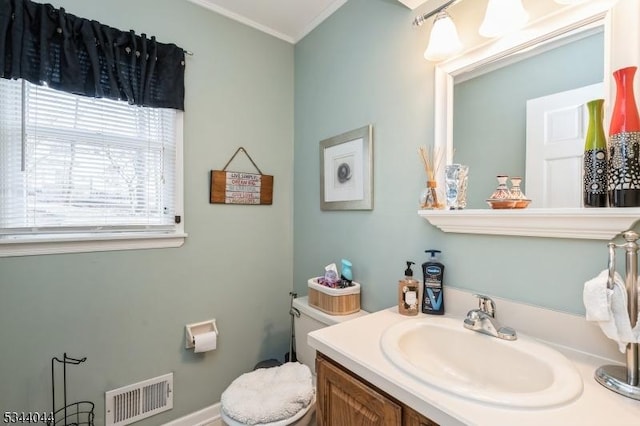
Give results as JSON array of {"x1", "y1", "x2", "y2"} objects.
[{"x1": 473, "y1": 294, "x2": 496, "y2": 318}]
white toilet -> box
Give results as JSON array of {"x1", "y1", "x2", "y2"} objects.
[{"x1": 220, "y1": 296, "x2": 368, "y2": 426}]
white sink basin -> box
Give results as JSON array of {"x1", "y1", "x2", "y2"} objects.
[{"x1": 380, "y1": 317, "x2": 583, "y2": 408}]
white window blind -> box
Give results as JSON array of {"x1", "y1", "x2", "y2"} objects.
[{"x1": 0, "y1": 78, "x2": 179, "y2": 239}]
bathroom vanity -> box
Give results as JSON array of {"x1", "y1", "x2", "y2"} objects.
[
  {"x1": 308, "y1": 288, "x2": 640, "y2": 426},
  {"x1": 316, "y1": 352, "x2": 437, "y2": 425}
]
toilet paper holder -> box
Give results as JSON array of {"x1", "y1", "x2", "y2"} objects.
[{"x1": 185, "y1": 319, "x2": 218, "y2": 349}]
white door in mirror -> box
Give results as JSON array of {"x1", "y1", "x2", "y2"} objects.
[{"x1": 526, "y1": 82, "x2": 604, "y2": 208}]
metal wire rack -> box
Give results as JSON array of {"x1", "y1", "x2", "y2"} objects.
[{"x1": 47, "y1": 353, "x2": 95, "y2": 426}]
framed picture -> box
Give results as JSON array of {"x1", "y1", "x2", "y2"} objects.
[{"x1": 320, "y1": 125, "x2": 373, "y2": 211}]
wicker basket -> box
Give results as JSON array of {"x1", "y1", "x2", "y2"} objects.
[{"x1": 308, "y1": 278, "x2": 361, "y2": 315}]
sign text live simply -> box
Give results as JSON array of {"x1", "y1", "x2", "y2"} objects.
[
  {"x1": 225, "y1": 172, "x2": 261, "y2": 204},
  {"x1": 209, "y1": 169, "x2": 273, "y2": 205}
]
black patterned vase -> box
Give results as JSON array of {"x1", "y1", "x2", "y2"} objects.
[
  {"x1": 608, "y1": 67, "x2": 640, "y2": 207},
  {"x1": 583, "y1": 99, "x2": 608, "y2": 207}
]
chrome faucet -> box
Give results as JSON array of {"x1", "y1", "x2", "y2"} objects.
[{"x1": 463, "y1": 294, "x2": 517, "y2": 341}]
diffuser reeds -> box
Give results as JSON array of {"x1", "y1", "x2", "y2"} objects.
[{"x1": 418, "y1": 145, "x2": 445, "y2": 209}]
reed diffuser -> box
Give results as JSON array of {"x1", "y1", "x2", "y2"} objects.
[{"x1": 418, "y1": 145, "x2": 445, "y2": 209}]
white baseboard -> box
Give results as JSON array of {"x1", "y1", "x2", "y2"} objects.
[{"x1": 163, "y1": 402, "x2": 221, "y2": 426}]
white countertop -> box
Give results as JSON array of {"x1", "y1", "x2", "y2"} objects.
[{"x1": 308, "y1": 305, "x2": 640, "y2": 426}]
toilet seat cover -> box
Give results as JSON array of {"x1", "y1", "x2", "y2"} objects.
[
  {"x1": 220, "y1": 396, "x2": 315, "y2": 426},
  {"x1": 221, "y1": 362, "x2": 315, "y2": 425}
]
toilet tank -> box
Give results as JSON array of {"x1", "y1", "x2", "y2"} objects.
[{"x1": 292, "y1": 296, "x2": 368, "y2": 374}]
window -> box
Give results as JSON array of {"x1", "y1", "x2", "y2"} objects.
[{"x1": 0, "y1": 79, "x2": 185, "y2": 256}]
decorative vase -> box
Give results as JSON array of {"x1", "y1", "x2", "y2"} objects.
[
  {"x1": 509, "y1": 177, "x2": 531, "y2": 209},
  {"x1": 583, "y1": 99, "x2": 608, "y2": 207},
  {"x1": 444, "y1": 164, "x2": 469, "y2": 209},
  {"x1": 486, "y1": 175, "x2": 515, "y2": 209},
  {"x1": 489, "y1": 175, "x2": 511, "y2": 199},
  {"x1": 608, "y1": 66, "x2": 640, "y2": 207}
]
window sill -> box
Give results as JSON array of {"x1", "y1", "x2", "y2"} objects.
[
  {"x1": 0, "y1": 232, "x2": 187, "y2": 257},
  {"x1": 418, "y1": 208, "x2": 640, "y2": 240}
]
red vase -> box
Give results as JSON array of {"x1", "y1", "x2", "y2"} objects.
[{"x1": 608, "y1": 66, "x2": 640, "y2": 207}]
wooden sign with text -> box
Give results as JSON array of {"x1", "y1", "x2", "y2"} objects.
[
  {"x1": 210, "y1": 147, "x2": 273, "y2": 205},
  {"x1": 210, "y1": 170, "x2": 273, "y2": 205}
]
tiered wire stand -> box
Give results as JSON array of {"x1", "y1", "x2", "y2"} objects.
[
  {"x1": 595, "y1": 230, "x2": 640, "y2": 399},
  {"x1": 47, "y1": 353, "x2": 95, "y2": 426}
]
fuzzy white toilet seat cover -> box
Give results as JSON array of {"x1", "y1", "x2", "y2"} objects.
[{"x1": 221, "y1": 362, "x2": 315, "y2": 425}]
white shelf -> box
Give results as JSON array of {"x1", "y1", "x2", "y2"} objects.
[{"x1": 418, "y1": 208, "x2": 640, "y2": 240}]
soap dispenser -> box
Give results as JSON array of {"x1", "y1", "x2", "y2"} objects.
[
  {"x1": 421, "y1": 250, "x2": 445, "y2": 315},
  {"x1": 398, "y1": 261, "x2": 421, "y2": 316}
]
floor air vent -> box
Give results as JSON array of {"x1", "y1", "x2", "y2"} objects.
[{"x1": 105, "y1": 373, "x2": 173, "y2": 426}]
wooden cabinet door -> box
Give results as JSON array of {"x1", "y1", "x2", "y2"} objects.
[
  {"x1": 317, "y1": 354, "x2": 402, "y2": 426},
  {"x1": 403, "y1": 407, "x2": 439, "y2": 426}
]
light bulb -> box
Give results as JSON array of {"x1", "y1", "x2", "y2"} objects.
[
  {"x1": 424, "y1": 11, "x2": 463, "y2": 62},
  {"x1": 479, "y1": 0, "x2": 529, "y2": 38}
]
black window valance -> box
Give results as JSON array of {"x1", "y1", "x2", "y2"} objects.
[{"x1": 0, "y1": 0, "x2": 185, "y2": 110}]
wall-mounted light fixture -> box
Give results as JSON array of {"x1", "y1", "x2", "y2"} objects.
[
  {"x1": 413, "y1": 0, "x2": 462, "y2": 62},
  {"x1": 423, "y1": 10, "x2": 462, "y2": 61},
  {"x1": 554, "y1": 0, "x2": 588, "y2": 4},
  {"x1": 479, "y1": 0, "x2": 529, "y2": 38},
  {"x1": 414, "y1": 0, "x2": 530, "y2": 62}
]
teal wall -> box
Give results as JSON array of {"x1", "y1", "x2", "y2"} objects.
[
  {"x1": 0, "y1": 0, "x2": 617, "y2": 421},
  {"x1": 455, "y1": 32, "x2": 604, "y2": 209},
  {"x1": 294, "y1": 0, "x2": 436, "y2": 311},
  {"x1": 0, "y1": 0, "x2": 294, "y2": 424},
  {"x1": 293, "y1": 0, "x2": 606, "y2": 315}
]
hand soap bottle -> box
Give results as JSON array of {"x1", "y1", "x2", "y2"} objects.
[
  {"x1": 421, "y1": 250, "x2": 445, "y2": 315},
  {"x1": 398, "y1": 261, "x2": 421, "y2": 316}
]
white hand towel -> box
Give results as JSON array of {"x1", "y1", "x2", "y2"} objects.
[
  {"x1": 583, "y1": 269, "x2": 611, "y2": 321},
  {"x1": 584, "y1": 269, "x2": 636, "y2": 353}
]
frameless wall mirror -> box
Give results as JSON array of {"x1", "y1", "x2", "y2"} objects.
[{"x1": 433, "y1": 0, "x2": 628, "y2": 209}]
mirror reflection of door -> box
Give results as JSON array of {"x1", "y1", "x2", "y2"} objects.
[
  {"x1": 453, "y1": 28, "x2": 604, "y2": 209},
  {"x1": 525, "y1": 83, "x2": 604, "y2": 208}
]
